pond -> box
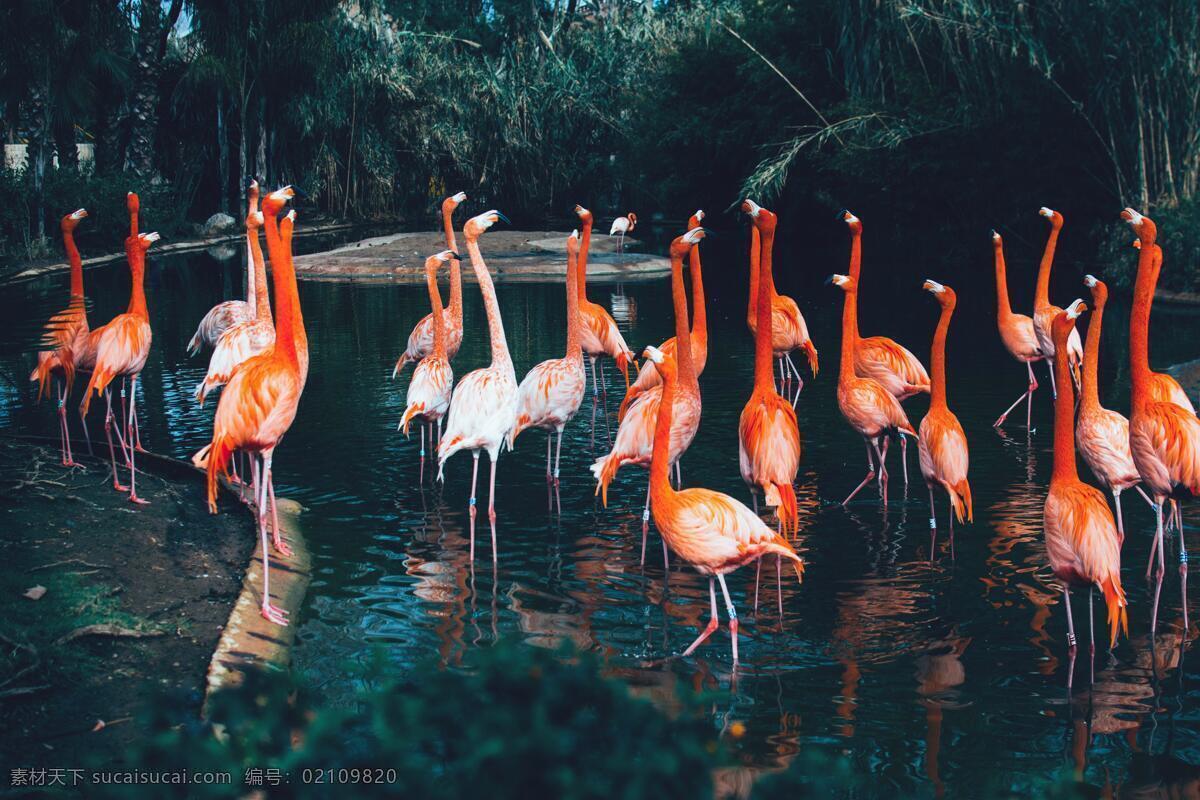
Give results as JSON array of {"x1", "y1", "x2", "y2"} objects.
[{"x1": 2, "y1": 214, "x2": 1200, "y2": 795}]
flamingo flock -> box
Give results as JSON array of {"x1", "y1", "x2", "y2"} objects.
[{"x1": 27, "y1": 188, "x2": 1200, "y2": 680}]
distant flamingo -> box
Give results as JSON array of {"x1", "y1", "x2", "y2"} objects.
[
  {"x1": 31, "y1": 208, "x2": 90, "y2": 465},
  {"x1": 195, "y1": 181, "x2": 274, "y2": 405},
  {"x1": 393, "y1": 192, "x2": 467, "y2": 375},
  {"x1": 1124, "y1": 208, "x2": 1200, "y2": 633},
  {"x1": 991, "y1": 230, "x2": 1044, "y2": 428},
  {"x1": 1131, "y1": 241, "x2": 1197, "y2": 414},
  {"x1": 609, "y1": 212, "x2": 637, "y2": 255},
  {"x1": 1042, "y1": 302, "x2": 1126, "y2": 684},
  {"x1": 187, "y1": 185, "x2": 258, "y2": 356},
  {"x1": 437, "y1": 210, "x2": 518, "y2": 562},
  {"x1": 738, "y1": 205, "x2": 800, "y2": 534},
  {"x1": 828, "y1": 272, "x2": 916, "y2": 506},
  {"x1": 81, "y1": 227, "x2": 159, "y2": 503},
  {"x1": 201, "y1": 186, "x2": 305, "y2": 626},
  {"x1": 1031, "y1": 208, "x2": 1083, "y2": 397},
  {"x1": 917, "y1": 280, "x2": 973, "y2": 551},
  {"x1": 743, "y1": 200, "x2": 818, "y2": 390},
  {"x1": 400, "y1": 250, "x2": 458, "y2": 479},
  {"x1": 641, "y1": 344, "x2": 804, "y2": 663},
  {"x1": 1075, "y1": 274, "x2": 1147, "y2": 541},
  {"x1": 592, "y1": 228, "x2": 706, "y2": 564},
  {"x1": 509, "y1": 230, "x2": 587, "y2": 495},
  {"x1": 618, "y1": 209, "x2": 707, "y2": 420},
  {"x1": 574, "y1": 205, "x2": 635, "y2": 397}
]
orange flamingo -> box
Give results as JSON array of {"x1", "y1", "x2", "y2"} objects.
[
  {"x1": 738, "y1": 205, "x2": 800, "y2": 534},
  {"x1": 1131, "y1": 241, "x2": 1197, "y2": 414},
  {"x1": 437, "y1": 210, "x2": 517, "y2": 562},
  {"x1": 743, "y1": 200, "x2": 818, "y2": 390},
  {"x1": 991, "y1": 230, "x2": 1045, "y2": 429},
  {"x1": 1031, "y1": 208, "x2": 1083, "y2": 397},
  {"x1": 641, "y1": 343, "x2": 803, "y2": 663},
  {"x1": 31, "y1": 208, "x2": 90, "y2": 465},
  {"x1": 393, "y1": 192, "x2": 467, "y2": 375},
  {"x1": 618, "y1": 210, "x2": 708, "y2": 420},
  {"x1": 1075, "y1": 274, "x2": 1148, "y2": 540},
  {"x1": 195, "y1": 181, "x2": 274, "y2": 404},
  {"x1": 1042, "y1": 302, "x2": 1126, "y2": 684},
  {"x1": 917, "y1": 280, "x2": 973, "y2": 551},
  {"x1": 828, "y1": 271, "x2": 916, "y2": 506},
  {"x1": 592, "y1": 228, "x2": 706, "y2": 564},
  {"x1": 400, "y1": 250, "x2": 459, "y2": 478},
  {"x1": 81, "y1": 223, "x2": 159, "y2": 503},
  {"x1": 1124, "y1": 208, "x2": 1200, "y2": 632},
  {"x1": 574, "y1": 205, "x2": 635, "y2": 397},
  {"x1": 509, "y1": 230, "x2": 587, "y2": 491}
]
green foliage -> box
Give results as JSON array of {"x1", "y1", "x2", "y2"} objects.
[{"x1": 1098, "y1": 199, "x2": 1200, "y2": 294}]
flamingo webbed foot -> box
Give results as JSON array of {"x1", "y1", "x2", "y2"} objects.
[{"x1": 261, "y1": 602, "x2": 290, "y2": 626}]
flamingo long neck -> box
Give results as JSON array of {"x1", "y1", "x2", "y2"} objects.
[
  {"x1": 746, "y1": 224, "x2": 760, "y2": 328},
  {"x1": 671, "y1": 247, "x2": 697, "y2": 392},
  {"x1": 466, "y1": 235, "x2": 511, "y2": 369},
  {"x1": 426, "y1": 262, "x2": 447, "y2": 359},
  {"x1": 250, "y1": 226, "x2": 271, "y2": 323},
  {"x1": 1081, "y1": 294, "x2": 1104, "y2": 412},
  {"x1": 753, "y1": 228, "x2": 776, "y2": 393},
  {"x1": 1050, "y1": 329, "x2": 1079, "y2": 484},
  {"x1": 263, "y1": 212, "x2": 300, "y2": 369},
  {"x1": 993, "y1": 243, "x2": 1013, "y2": 319},
  {"x1": 1035, "y1": 224, "x2": 1060, "y2": 309},
  {"x1": 847, "y1": 230, "x2": 862, "y2": 343},
  {"x1": 929, "y1": 300, "x2": 953, "y2": 411},
  {"x1": 1129, "y1": 240, "x2": 1158, "y2": 410},
  {"x1": 649, "y1": 360, "x2": 677, "y2": 510},
  {"x1": 839, "y1": 285, "x2": 859, "y2": 384},
  {"x1": 64, "y1": 226, "x2": 83, "y2": 298},
  {"x1": 565, "y1": 245, "x2": 582, "y2": 363},
  {"x1": 126, "y1": 246, "x2": 148, "y2": 319},
  {"x1": 688, "y1": 239, "x2": 706, "y2": 346},
  {"x1": 578, "y1": 216, "x2": 593, "y2": 299},
  {"x1": 444, "y1": 206, "x2": 462, "y2": 323}
]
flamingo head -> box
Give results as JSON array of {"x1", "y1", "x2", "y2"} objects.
[
  {"x1": 1039, "y1": 206, "x2": 1064, "y2": 229},
  {"x1": 464, "y1": 209, "x2": 509, "y2": 239},
  {"x1": 990, "y1": 229, "x2": 1002, "y2": 246},
  {"x1": 670, "y1": 227, "x2": 706, "y2": 258},
  {"x1": 263, "y1": 185, "x2": 296, "y2": 216},
  {"x1": 1066, "y1": 298, "x2": 1087, "y2": 319},
  {"x1": 567, "y1": 229, "x2": 580, "y2": 257},
  {"x1": 626, "y1": 212, "x2": 637, "y2": 229},
  {"x1": 280, "y1": 209, "x2": 297, "y2": 242},
  {"x1": 574, "y1": 204, "x2": 592, "y2": 224},
  {"x1": 443, "y1": 192, "x2": 467, "y2": 215},
  {"x1": 1131, "y1": 238, "x2": 1141, "y2": 250},
  {"x1": 743, "y1": 201, "x2": 777, "y2": 232},
  {"x1": 434, "y1": 248, "x2": 457, "y2": 262},
  {"x1": 826, "y1": 273, "x2": 856, "y2": 292},
  {"x1": 643, "y1": 344, "x2": 676, "y2": 381},
  {"x1": 134, "y1": 231, "x2": 160, "y2": 251},
  {"x1": 687, "y1": 210, "x2": 704, "y2": 230},
  {"x1": 741, "y1": 199, "x2": 762, "y2": 217},
  {"x1": 127, "y1": 192, "x2": 140, "y2": 217},
  {"x1": 1121, "y1": 207, "x2": 1156, "y2": 244},
  {"x1": 922, "y1": 279, "x2": 956, "y2": 309},
  {"x1": 1051, "y1": 304, "x2": 1083, "y2": 357},
  {"x1": 1083, "y1": 274, "x2": 1108, "y2": 306},
  {"x1": 245, "y1": 177, "x2": 259, "y2": 202},
  {"x1": 842, "y1": 209, "x2": 862, "y2": 234},
  {"x1": 247, "y1": 210, "x2": 265, "y2": 230},
  {"x1": 62, "y1": 208, "x2": 88, "y2": 231},
  {"x1": 426, "y1": 250, "x2": 456, "y2": 273}
]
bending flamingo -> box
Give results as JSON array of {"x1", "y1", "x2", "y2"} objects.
[
  {"x1": 400, "y1": 250, "x2": 458, "y2": 479},
  {"x1": 393, "y1": 192, "x2": 467, "y2": 375},
  {"x1": 575, "y1": 204, "x2": 635, "y2": 396},
  {"x1": 187, "y1": 185, "x2": 259, "y2": 355},
  {"x1": 1124, "y1": 209, "x2": 1200, "y2": 633},
  {"x1": 509, "y1": 230, "x2": 587, "y2": 492},
  {"x1": 202, "y1": 186, "x2": 304, "y2": 626},
  {"x1": 619, "y1": 210, "x2": 707, "y2": 420},
  {"x1": 1042, "y1": 302, "x2": 1126, "y2": 684},
  {"x1": 437, "y1": 210, "x2": 518, "y2": 562},
  {"x1": 743, "y1": 200, "x2": 819, "y2": 390},
  {"x1": 917, "y1": 280, "x2": 973, "y2": 551},
  {"x1": 1031, "y1": 207, "x2": 1083, "y2": 397},
  {"x1": 31, "y1": 208, "x2": 90, "y2": 465},
  {"x1": 991, "y1": 230, "x2": 1044, "y2": 428},
  {"x1": 828, "y1": 272, "x2": 916, "y2": 506},
  {"x1": 641, "y1": 344, "x2": 804, "y2": 663},
  {"x1": 609, "y1": 211, "x2": 637, "y2": 255}
]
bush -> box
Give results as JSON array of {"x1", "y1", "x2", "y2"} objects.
[{"x1": 1097, "y1": 199, "x2": 1200, "y2": 294}]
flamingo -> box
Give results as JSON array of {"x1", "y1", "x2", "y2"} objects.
[
  {"x1": 1031, "y1": 208, "x2": 1083, "y2": 397},
  {"x1": 393, "y1": 192, "x2": 467, "y2": 375},
  {"x1": 618, "y1": 210, "x2": 708, "y2": 421},
  {"x1": 743, "y1": 200, "x2": 818, "y2": 391},
  {"x1": 80, "y1": 227, "x2": 159, "y2": 504},
  {"x1": 201, "y1": 186, "x2": 305, "y2": 627},
  {"x1": 437, "y1": 210, "x2": 518, "y2": 562},
  {"x1": 1075, "y1": 274, "x2": 1147, "y2": 541},
  {"x1": 1124, "y1": 208, "x2": 1200, "y2": 633},
  {"x1": 187, "y1": 185, "x2": 258, "y2": 356},
  {"x1": 609, "y1": 211, "x2": 637, "y2": 256},
  {"x1": 640, "y1": 343, "x2": 804, "y2": 663},
  {"x1": 917, "y1": 280, "x2": 973, "y2": 552},
  {"x1": 828, "y1": 272, "x2": 916, "y2": 506},
  {"x1": 195, "y1": 181, "x2": 274, "y2": 405},
  {"x1": 1131, "y1": 241, "x2": 1197, "y2": 414},
  {"x1": 509, "y1": 230, "x2": 587, "y2": 495},
  {"x1": 31, "y1": 208, "x2": 90, "y2": 465},
  {"x1": 592, "y1": 228, "x2": 706, "y2": 565},
  {"x1": 574, "y1": 205, "x2": 635, "y2": 398},
  {"x1": 400, "y1": 250, "x2": 458, "y2": 479},
  {"x1": 991, "y1": 230, "x2": 1044, "y2": 429},
  {"x1": 1042, "y1": 302, "x2": 1127, "y2": 684},
  {"x1": 738, "y1": 204, "x2": 801, "y2": 534}
]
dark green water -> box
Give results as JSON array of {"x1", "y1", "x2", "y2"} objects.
[{"x1": 3, "y1": 218, "x2": 1200, "y2": 795}]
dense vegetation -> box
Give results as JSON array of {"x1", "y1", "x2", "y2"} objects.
[{"x1": 2, "y1": 0, "x2": 1198, "y2": 286}]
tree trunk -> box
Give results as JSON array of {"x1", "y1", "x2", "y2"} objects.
[
  {"x1": 27, "y1": 67, "x2": 52, "y2": 242},
  {"x1": 54, "y1": 118, "x2": 78, "y2": 172},
  {"x1": 125, "y1": 0, "x2": 163, "y2": 177},
  {"x1": 256, "y1": 94, "x2": 267, "y2": 184},
  {"x1": 216, "y1": 89, "x2": 229, "y2": 214}
]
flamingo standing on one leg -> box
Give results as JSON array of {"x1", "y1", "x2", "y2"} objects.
[
  {"x1": 592, "y1": 228, "x2": 706, "y2": 565},
  {"x1": 641, "y1": 344, "x2": 804, "y2": 663},
  {"x1": 400, "y1": 250, "x2": 458, "y2": 480},
  {"x1": 393, "y1": 192, "x2": 467, "y2": 375},
  {"x1": 609, "y1": 212, "x2": 637, "y2": 256},
  {"x1": 81, "y1": 229, "x2": 159, "y2": 503},
  {"x1": 991, "y1": 230, "x2": 1044, "y2": 429},
  {"x1": 917, "y1": 280, "x2": 973, "y2": 554},
  {"x1": 31, "y1": 208, "x2": 91, "y2": 465},
  {"x1": 201, "y1": 186, "x2": 305, "y2": 627},
  {"x1": 509, "y1": 230, "x2": 587, "y2": 500},
  {"x1": 437, "y1": 210, "x2": 518, "y2": 562},
  {"x1": 1031, "y1": 207, "x2": 1084, "y2": 397},
  {"x1": 743, "y1": 200, "x2": 818, "y2": 392},
  {"x1": 1124, "y1": 209, "x2": 1200, "y2": 633},
  {"x1": 619, "y1": 210, "x2": 708, "y2": 421},
  {"x1": 187, "y1": 186, "x2": 258, "y2": 356},
  {"x1": 1042, "y1": 302, "x2": 1127, "y2": 688},
  {"x1": 574, "y1": 205, "x2": 635, "y2": 399},
  {"x1": 828, "y1": 272, "x2": 917, "y2": 507}
]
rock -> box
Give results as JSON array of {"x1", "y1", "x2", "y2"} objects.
[{"x1": 201, "y1": 213, "x2": 237, "y2": 237}]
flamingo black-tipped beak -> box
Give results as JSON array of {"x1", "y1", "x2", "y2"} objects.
[
  {"x1": 824, "y1": 275, "x2": 836, "y2": 285},
  {"x1": 291, "y1": 186, "x2": 309, "y2": 200},
  {"x1": 494, "y1": 211, "x2": 511, "y2": 226}
]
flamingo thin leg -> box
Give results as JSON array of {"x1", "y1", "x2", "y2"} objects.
[
  {"x1": 716, "y1": 573, "x2": 739, "y2": 664},
  {"x1": 488, "y1": 453, "x2": 498, "y2": 564},
  {"x1": 257, "y1": 452, "x2": 289, "y2": 626},
  {"x1": 126, "y1": 376, "x2": 148, "y2": 504},
  {"x1": 103, "y1": 389, "x2": 128, "y2": 492},
  {"x1": 468, "y1": 451, "x2": 480, "y2": 561},
  {"x1": 682, "y1": 578, "x2": 719, "y2": 657}
]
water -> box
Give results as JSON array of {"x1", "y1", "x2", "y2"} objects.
[{"x1": 3, "y1": 220, "x2": 1200, "y2": 795}]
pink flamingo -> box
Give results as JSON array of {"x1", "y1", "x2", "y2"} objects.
[
  {"x1": 1132, "y1": 241, "x2": 1196, "y2": 414},
  {"x1": 991, "y1": 230, "x2": 1045, "y2": 428},
  {"x1": 187, "y1": 184, "x2": 259, "y2": 355},
  {"x1": 1031, "y1": 208, "x2": 1083, "y2": 397},
  {"x1": 574, "y1": 205, "x2": 635, "y2": 398}
]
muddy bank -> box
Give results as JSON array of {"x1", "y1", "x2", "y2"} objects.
[{"x1": 0, "y1": 437, "x2": 253, "y2": 769}]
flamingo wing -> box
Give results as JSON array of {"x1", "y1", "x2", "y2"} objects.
[
  {"x1": 403, "y1": 356, "x2": 454, "y2": 433},
  {"x1": 511, "y1": 358, "x2": 586, "y2": 441},
  {"x1": 438, "y1": 367, "x2": 518, "y2": 466},
  {"x1": 663, "y1": 488, "x2": 801, "y2": 574},
  {"x1": 189, "y1": 300, "x2": 252, "y2": 355},
  {"x1": 856, "y1": 336, "x2": 930, "y2": 397},
  {"x1": 1149, "y1": 372, "x2": 1197, "y2": 414},
  {"x1": 1076, "y1": 408, "x2": 1138, "y2": 490},
  {"x1": 197, "y1": 319, "x2": 275, "y2": 404},
  {"x1": 1131, "y1": 403, "x2": 1200, "y2": 496},
  {"x1": 999, "y1": 314, "x2": 1042, "y2": 362}
]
